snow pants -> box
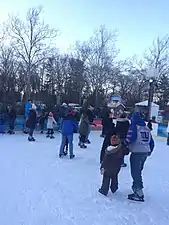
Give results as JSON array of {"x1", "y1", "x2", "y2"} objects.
[
  {"x1": 100, "y1": 172, "x2": 118, "y2": 195},
  {"x1": 130, "y1": 153, "x2": 148, "y2": 191}
]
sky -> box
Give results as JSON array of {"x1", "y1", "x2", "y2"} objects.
[{"x1": 0, "y1": 0, "x2": 169, "y2": 59}]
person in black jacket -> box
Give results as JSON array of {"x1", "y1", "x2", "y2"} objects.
[
  {"x1": 27, "y1": 108, "x2": 37, "y2": 141},
  {"x1": 99, "y1": 135, "x2": 129, "y2": 196},
  {"x1": 116, "y1": 113, "x2": 130, "y2": 167},
  {"x1": 100, "y1": 110, "x2": 116, "y2": 163},
  {"x1": 7, "y1": 105, "x2": 17, "y2": 134}
]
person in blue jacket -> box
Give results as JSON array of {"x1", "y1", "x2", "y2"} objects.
[
  {"x1": 125, "y1": 112, "x2": 154, "y2": 202},
  {"x1": 24, "y1": 100, "x2": 32, "y2": 133},
  {"x1": 59, "y1": 108, "x2": 78, "y2": 159}
]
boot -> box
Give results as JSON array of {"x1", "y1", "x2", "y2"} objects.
[
  {"x1": 98, "y1": 189, "x2": 107, "y2": 196},
  {"x1": 10, "y1": 130, "x2": 15, "y2": 134},
  {"x1": 50, "y1": 135, "x2": 55, "y2": 139},
  {"x1": 46, "y1": 134, "x2": 50, "y2": 138},
  {"x1": 40, "y1": 131, "x2": 43, "y2": 134}
]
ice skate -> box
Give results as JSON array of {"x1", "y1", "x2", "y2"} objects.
[
  {"x1": 98, "y1": 189, "x2": 107, "y2": 196},
  {"x1": 46, "y1": 134, "x2": 50, "y2": 138},
  {"x1": 50, "y1": 135, "x2": 55, "y2": 139},
  {"x1": 80, "y1": 143, "x2": 87, "y2": 149},
  {"x1": 70, "y1": 154, "x2": 75, "y2": 159},
  {"x1": 128, "y1": 189, "x2": 144, "y2": 202},
  {"x1": 40, "y1": 131, "x2": 43, "y2": 134},
  {"x1": 85, "y1": 140, "x2": 91, "y2": 144}
]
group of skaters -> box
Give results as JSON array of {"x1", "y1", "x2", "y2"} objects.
[
  {"x1": 2, "y1": 100, "x2": 155, "y2": 202},
  {"x1": 99, "y1": 107, "x2": 154, "y2": 202}
]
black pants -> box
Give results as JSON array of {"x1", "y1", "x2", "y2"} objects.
[
  {"x1": 29, "y1": 128, "x2": 34, "y2": 137},
  {"x1": 47, "y1": 129, "x2": 54, "y2": 135},
  {"x1": 79, "y1": 135, "x2": 86, "y2": 143},
  {"x1": 100, "y1": 172, "x2": 118, "y2": 195}
]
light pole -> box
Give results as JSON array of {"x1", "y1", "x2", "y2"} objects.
[{"x1": 147, "y1": 68, "x2": 158, "y2": 121}]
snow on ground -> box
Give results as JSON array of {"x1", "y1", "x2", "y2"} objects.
[{"x1": 0, "y1": 132, "x2": 169, "y2": 225}]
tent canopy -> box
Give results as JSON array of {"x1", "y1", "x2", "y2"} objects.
[{"x1": 135, "y1": 100, "x2": 159, "y2": 107}]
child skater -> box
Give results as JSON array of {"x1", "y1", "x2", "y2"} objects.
[
  {"x1": 59, "y1": 109, "x2": 78, "y2": 159},
  {"x1": 78, "y1": 112, "x2": 90, "y2": 148},
  {"x1": 46, "y1": 112, "x2": 56, "y2": 139},
  {"x1": 99, "y1": 134, "x2": 129, "y2": 196}
]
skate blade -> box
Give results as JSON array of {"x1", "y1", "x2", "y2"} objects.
[{"x1": 128, "y1": 196, "x2": 144, "y2": 202}]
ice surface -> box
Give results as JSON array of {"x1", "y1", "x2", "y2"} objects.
[{"x1": 0, "y1": 132, "x2": 169, "y2": 225}]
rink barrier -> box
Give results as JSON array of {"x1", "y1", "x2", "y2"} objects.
[{"x1": 0, "y1": 116, "x2": 168, "y2": 137}]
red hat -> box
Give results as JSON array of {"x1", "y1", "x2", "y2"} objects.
[
  {"x1": 71, "y1": 109, "x2": 77, "y2": 116},
  {"x1": 49, "y1": 112, "x2": 53, "y2": 116}
]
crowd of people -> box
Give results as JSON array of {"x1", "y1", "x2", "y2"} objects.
[{"x1": 0, "y1": 100, "x2": 155, "y2": 202}]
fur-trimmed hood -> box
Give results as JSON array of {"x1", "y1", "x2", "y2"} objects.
[{"x1": 105, "y1": 145, "x2": 121, "y2": 155}]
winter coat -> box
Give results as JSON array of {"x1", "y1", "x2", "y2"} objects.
[
  {"x1": 47, "y1": 116, "x2": 56, "y2": 129},
  {"x1": 116, "y1": 118, "x2": 130, "y2": 139},
  {"x1": 25, "y1": 102, "x2": 32, "y2": 118},
  {"x1": 102, "y1": 110, "x2": 115, "y2": 135},
  {"x1": 126, "y1": 112, "x2": 154, "y2": 153},
  {"x1": 79, "y1": 114, "x2": 90, "y2": 136},
  {"x1": 61, "y1": 114, "x2": 78, "y2": 136},
  {"x1": 101, "y1": 143, "x2": 129, "y2": 176},
  {"x1": 86, "y1": 109, "x2": 94, "y2": 123},
  {"x1": 8, "y1": 108, "x2": 16, "y2": 120},
  {"x1": 27, "y1": 109, "x2": 37, "y2": 129}
]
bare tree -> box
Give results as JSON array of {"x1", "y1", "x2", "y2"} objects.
[
  {"x1": 7, "y1": 7, "x2": 58, "y2": 98},
  {"x1": 76, "y1": 25, "x2": 119, "y2": 106}
]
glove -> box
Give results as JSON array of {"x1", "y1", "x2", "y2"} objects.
[{"x1": 100, "y1": 168, "x2": 105, "y2": 175}]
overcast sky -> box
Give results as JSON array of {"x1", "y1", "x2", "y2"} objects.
[{"x1": 0, "y1": 0, "x2": 168, "y2": 59}]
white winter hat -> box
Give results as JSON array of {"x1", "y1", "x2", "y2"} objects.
[{"x1": 62, "y1": 103, "x2": 67, "y2": 107}]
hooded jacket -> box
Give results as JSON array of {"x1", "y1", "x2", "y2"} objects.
[
  {"x1": 25, "y1": 102, "x2": 32, "y2": 118},
  {"x1": 101, "y1": 141, "x2": 129, "y2": 176},
  {"x1": 126, "y1": 112, "x2": 154, "y2": 153}
]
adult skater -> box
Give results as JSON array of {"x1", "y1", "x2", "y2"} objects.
[
  {"x1": 27, "y1": 106, "x2": 37, "y2": 141},
  {"x1": 100, "y1": 109, "x2": 116, "y2": 163},
  {"x1": 24, "y1": 100, "x2": 32, "y2": 134},
  {"x1": 125, "y1": 112, "x2": 154, "y2": 202},
  {"x1": 7, "y1": 104, "x2": 17, "y2": 134},
  {"x1": 116, "y1": 113, "x2": 130, "y2": 167},
  {"x1": 100, "y1": 105, "x2": 111, "y2": 138}
]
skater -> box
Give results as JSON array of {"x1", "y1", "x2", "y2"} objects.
[
  {"x1": 39, "y1": 110, "x2": 47, "y2": 134},
  {"x1": 79, "y1": 112, "x2": 90, "y2": 148},
  {"x1": 147, "y1": 120, "x2": 153, "y2": 131},
  {"x1": 24, "y1": 100, "x2": 32, "y2": 134},
  {"x1": 125, "y1": 112, "x2": 154, "y2": 202},
  {"x1": 99, "y1": 134, "x2": 129, "y2": 196},
  {"x1": 116, "y1": 113, "x2": 130, "y2": 167},
  {"x1": 100, "y1": 109, "x2": 116, "y2": 163},
  {"x1": 7, "y1": 105, "x2": 16, "y2": 134},
  {"x1": 100, "y1": 105, "x2": 110, "y2": 138},
  {"x1": 27, "y1": 107, "x2": 37, "y2": 141},
  {"x1": 59, "y1": 109, "x2": 78, "y2": 159},
  {"x1": 46, "y1": 112, "x2": 56, "y2": 139},
  {"x1": 167, "y1": 121, "x2": 169, "y2": 146}
]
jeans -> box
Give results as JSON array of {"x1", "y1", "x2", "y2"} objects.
[
  {"x1": 60, "y1": 135, "x2": 73, "y2": 156},
  {"x1": 100, "y1": 172, "x2": 118, "y2": 195},
  {"x1": 130, "y1": 153, "x2": 148, "y2": 190},
  {"x1": 29, "y1": 128, "x2": 34, "y2": 137},
  {"x1": 9, "y1": 118, "x2": 15, "y2": 131}
]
